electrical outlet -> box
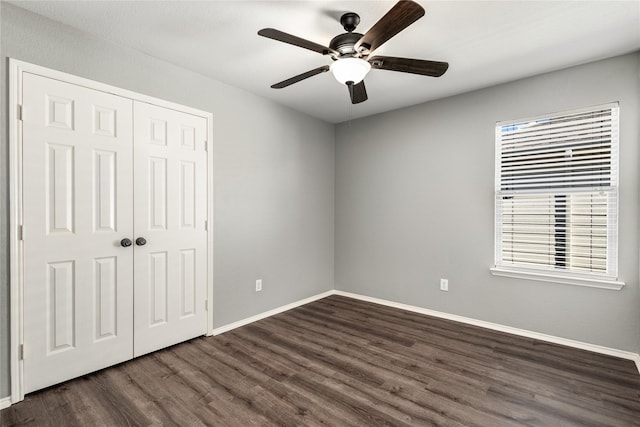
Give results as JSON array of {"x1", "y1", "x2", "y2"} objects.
[
  {"x1": 255, "y1": 279, "x2": 262, "y2": 292},
  {"x1": 440, "y1": 278, "x2": 448, "y2": 292}
]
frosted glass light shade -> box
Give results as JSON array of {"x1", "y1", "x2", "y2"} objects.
[{"x1": 330, "y1": 58, "x2": 371, "y2": 84}]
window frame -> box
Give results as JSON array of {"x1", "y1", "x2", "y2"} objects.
[{"x1": 491, "y1": 103, "x2": 624, "y2": 290}]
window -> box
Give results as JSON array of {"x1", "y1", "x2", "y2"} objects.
[{"x1": 491, "y1": 103, "x2": 624, "y2": 289}]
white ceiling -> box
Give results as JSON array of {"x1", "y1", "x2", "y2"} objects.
[{"x1": 10, "y1": 1, "x2": 640, "y2": 123}]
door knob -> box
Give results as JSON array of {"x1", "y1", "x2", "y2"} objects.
[
  {"x1": 120, "y1": 238, "x2": 133, "y2": 247},
  {"x1": 135, "y1": 237, "x2": 147, "y2": 246}
]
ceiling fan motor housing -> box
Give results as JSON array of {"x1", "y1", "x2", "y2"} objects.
[{"x1": 329, "y1": 32, "x2": 365, "y2": 57}]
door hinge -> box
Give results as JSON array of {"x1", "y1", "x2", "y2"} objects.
[
  {"x1": 204, "y1": 140, "x2": 208, "y2": 152},
  {"x1": 19, "y1": 344, "x2": 24, "y2": 360},
  {"x1": 18, "y1": 105, "x2": 23, "y2": 121},
  {"x1": 19, "y1": 225, "x2": 24, "y2": 241},
  {"x1": 205, "y1": 300, "x2": 208, "y2": 311},
  {"x1": 204, "y1": 220, "x2": 208, "y2": 231}
]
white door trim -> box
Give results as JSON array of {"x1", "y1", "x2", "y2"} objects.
[{"x1": 8, "y1": 58, "x2": 215, "y2": 405}]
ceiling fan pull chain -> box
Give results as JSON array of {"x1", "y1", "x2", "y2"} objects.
[{"x1": 349, "y1": 99, "x2": 353, "y2": 127}]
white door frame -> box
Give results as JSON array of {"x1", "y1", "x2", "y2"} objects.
[{"x1": 8, "y1": 58, "x2": 215, "y2": 405}]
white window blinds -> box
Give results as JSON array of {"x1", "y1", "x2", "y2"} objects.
[{"x1": 495, "y1": 103, "x2": 619, "y2": 281}]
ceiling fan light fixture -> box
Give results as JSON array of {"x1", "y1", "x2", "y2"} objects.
[{"x1": 330, "y1": 57, "x2": 371, "y2": 85}]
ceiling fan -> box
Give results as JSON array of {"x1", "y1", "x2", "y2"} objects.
[{"x1": 258, "y1": 0, "x2": 449, "y2": 104}]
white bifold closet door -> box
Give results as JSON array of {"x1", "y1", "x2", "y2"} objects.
[
  {"x1": 132, "y1": 101, "x2": 207, "y2": 357},
  {"x1": 21, "y1": 73, "x2": 208, "y2": 393},
  {"x1": 22, "y1": 73, "x2": 135, "y2": 393}
]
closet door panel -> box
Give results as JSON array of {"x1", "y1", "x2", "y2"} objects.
[
  {"x1": 22, "y1": 73, "x2": 134, "y2": 393},
  {"x1": 133, "y1": 101, "x2": 208, "y2": 357}
]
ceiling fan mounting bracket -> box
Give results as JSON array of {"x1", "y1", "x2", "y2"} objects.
[{"x1": 340, "y1": 12, "x2": 360, "y2": 32}]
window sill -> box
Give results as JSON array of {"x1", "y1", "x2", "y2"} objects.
[{"x1": 490, "y1": 267, "x2": 625, "y2": 290}]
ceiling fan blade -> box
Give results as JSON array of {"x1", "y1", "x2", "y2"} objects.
[
  {"x1": 258, "y1": 28, "x2": 338, "y2": 56},
  {"x1": 369, "y1": 56, "x2": 449, "y2": 77},
  {"x1": 354, "y1": 1, "x2": 425, "y2": 54},
  {"x1": 347, "y1": 81, "x2": 368, "y2": 104},
  {"x1": 271, "y1": 65, "x2": 330, "y2": 89}
]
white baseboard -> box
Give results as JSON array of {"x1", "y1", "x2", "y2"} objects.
[
  {"x1": 212, "y1": 290, "x2": 334, "y2": 336},
  {"x1": 633, "y1": 354, "x2": 640, "y2": 374},
  {"x1": 0, "y1": 396, "x2": 12, "y2": 410},
  {"x1": 333, "y1": 290, "x2": 640, "y2": 374}
]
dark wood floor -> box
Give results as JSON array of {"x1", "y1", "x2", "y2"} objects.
[{"x1": 2, "y1": 295, "x2": 640, "y2": 426}]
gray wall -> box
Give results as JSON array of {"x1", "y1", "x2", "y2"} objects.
[
  {"x1": 335, "y1": 52, "x2": 640, "y2": 355},
  {"x1": 0, "y1": 3, "x2": 335, "y2": 398}
]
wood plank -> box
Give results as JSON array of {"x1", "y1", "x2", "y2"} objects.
[{"x1": 2, "y1": 295, "x2": 639, "y2": 426}]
